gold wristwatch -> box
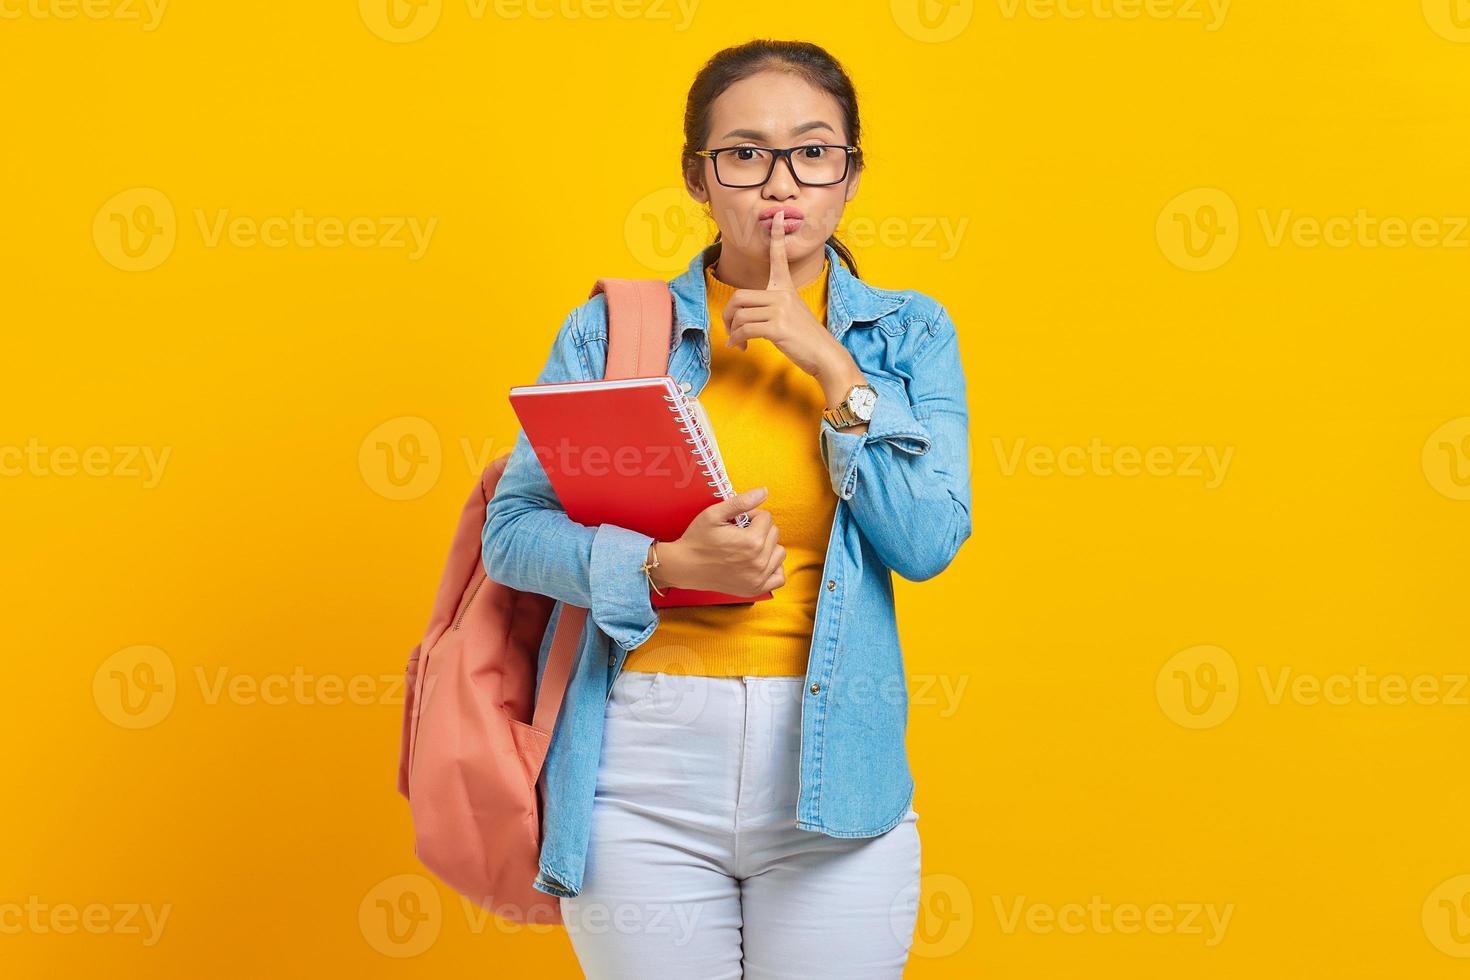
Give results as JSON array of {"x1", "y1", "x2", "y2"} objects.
[{"x1": 822, "y1": 382, "x2": 878, "y2": 429}]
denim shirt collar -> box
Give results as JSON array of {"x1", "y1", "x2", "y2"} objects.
[{"x1": 668, "y1": 240, "x2": 908, "y2": 358}]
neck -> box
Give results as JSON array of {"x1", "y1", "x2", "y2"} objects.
[{"x1": 709, "y1": 240, "x2": 828, "y2": 291}]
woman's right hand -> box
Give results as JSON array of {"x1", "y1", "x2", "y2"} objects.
[{"x1": 649, "y1": 487, "x2": 785, "y2": 597}]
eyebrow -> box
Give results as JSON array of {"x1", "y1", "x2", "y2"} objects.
[{"x1": 720, "y1": 120, "x2": 837, "y2": 140}]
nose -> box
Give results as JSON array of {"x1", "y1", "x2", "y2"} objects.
[{"x1": 762, "y1": 153, "x2": 800, "y2": 198}]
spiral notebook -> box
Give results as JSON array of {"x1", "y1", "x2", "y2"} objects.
[{"x1": 507, "y1": 375, "x2": 773, "y2": 608}]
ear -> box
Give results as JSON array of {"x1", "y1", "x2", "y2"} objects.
[
  {"x1": 684, "y1": 158, "x2": 710, "y2": 204},
  {"x1": 844, "y1": 165, "x2": 862, "y2": 203}
]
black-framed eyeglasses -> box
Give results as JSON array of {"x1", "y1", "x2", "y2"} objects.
[{"x1": 693, "y1": 144, "x2": 858, "y2": 188}]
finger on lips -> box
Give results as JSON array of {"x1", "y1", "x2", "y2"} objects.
[
  {"x1": 723, "y1": 207, "x2": 795, "y2": 350},
  {"x1": 767, "y1": 208, "x2": 792, "y2": 289}
]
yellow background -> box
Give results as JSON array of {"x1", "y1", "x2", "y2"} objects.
[{"x1": 3, "y1": 1, "x2": 1469, "y2": 976}]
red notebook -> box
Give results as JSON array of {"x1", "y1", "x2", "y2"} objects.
[{"x1": 508, "y1": 375, "x2": 773, "y2": 608}]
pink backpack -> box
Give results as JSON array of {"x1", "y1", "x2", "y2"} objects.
[{"x1": 396, "y1": 279, "x2": 675, "y2": 925}]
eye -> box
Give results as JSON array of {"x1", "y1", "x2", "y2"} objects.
[
  {"x1": 800, "y1": 145, "x2": 828, "y2": 159},
  {"x1": 732, "y1": 147, "x2": 760, "y2": 161}
]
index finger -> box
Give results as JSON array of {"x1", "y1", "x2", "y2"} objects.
[{"x1": 767, "y1": 208, "x2": 792, "y2": 289}]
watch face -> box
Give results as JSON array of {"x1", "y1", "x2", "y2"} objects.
[{"x1": 849, "y1": 385, "x2": 877, "y2": 421}]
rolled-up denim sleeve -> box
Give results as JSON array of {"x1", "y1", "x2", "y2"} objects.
[
  {"x1": 481, "y1": 309, "x2": 660, "y2": 651},
  {"x1": 818, "y1": 308, "x2": 972, "y2": 582}
]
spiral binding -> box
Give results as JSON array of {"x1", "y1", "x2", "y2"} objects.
[{"x1": 662, "y1": 387, "x2": 752, "y2": 528}]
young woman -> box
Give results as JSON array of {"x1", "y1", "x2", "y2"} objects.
[{"x1": 482, "y1": 39, "x2": 972, "y2": 979}]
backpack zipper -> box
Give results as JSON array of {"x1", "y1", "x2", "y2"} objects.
[{"x1": 452, "y1": 576, "x2": 486, "y2": 631}]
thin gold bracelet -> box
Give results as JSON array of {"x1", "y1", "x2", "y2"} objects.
[{"x1": 641, "y1": 542, "x2": 667, "y2": 597}]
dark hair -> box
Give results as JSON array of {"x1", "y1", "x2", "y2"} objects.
[{"x1": 681, "y1": 39, "x2": 863, "y2": 278}]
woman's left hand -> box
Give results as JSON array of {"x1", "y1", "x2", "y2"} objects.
[{"x1": 722, "y1": 209, "x2": 852, "y2": 382}]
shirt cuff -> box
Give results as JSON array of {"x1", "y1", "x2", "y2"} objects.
[
  {"x1": 820, "y1": 385, "x2": 932, "y2": 501},
  {"x1": 588, "y1": 522, "x2": 660, "y2": 651}
]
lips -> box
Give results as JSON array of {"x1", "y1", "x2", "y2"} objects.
[{"x1": 759, "y1": 206, "x2": 805, "y2": 221}]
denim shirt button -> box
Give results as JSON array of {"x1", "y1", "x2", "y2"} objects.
[
  {"x1": 809, "y1": 683, "x2": 820, "y2": 695},
  {"x1": 825, "y1": 579, "x2": 836, "y2": 591},
  {"x1": 608, "y1": 653, "x2": 616, "y2": 666},
  {"x1": 679, "y1": 380, "x2": 692, "y2": 392}
]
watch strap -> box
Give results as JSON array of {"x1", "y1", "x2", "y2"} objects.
[{"x1": 823, "y1": 400, "x2": 859, "y2": 428}]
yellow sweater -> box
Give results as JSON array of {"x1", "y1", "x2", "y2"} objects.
[{"x1": 622, "y1": 257, "x2": 836, "y2": 676}]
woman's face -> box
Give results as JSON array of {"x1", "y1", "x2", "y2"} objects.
[{"x1": 687, "y1": 69, "x2": 861, "y2": 268}]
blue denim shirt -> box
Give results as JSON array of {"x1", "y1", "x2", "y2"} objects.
[{"x1": 482, "y1": 241, "x2": 972, "y2": 899}]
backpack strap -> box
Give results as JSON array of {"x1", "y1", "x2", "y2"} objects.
[
  {"x1": 589, "y1": 279, "x2": 675, "y2": 380},
  {"x1": 529, "y1": 278, "x2": 675, "y2": 748}
]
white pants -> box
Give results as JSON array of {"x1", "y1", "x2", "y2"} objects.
[{"x1": 561, "y1": 670, "x2": 922, "y2": 979}]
